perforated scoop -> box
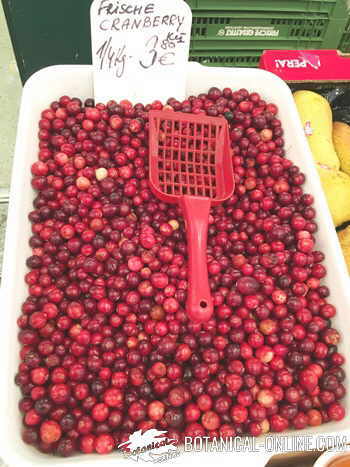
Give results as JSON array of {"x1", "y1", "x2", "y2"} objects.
[{"x1": 149, "y1": 110, "x2": 234, "y2": 323}]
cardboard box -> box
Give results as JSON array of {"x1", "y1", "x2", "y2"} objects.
[{"x1": 259, "y1": 49, "x2": 350, "y2": 84}]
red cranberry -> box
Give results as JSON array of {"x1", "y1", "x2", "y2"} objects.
[
  {"x1": 292, "y1": 413, "x2": 308, "y2": 429},
  {"x1": 201, "y1": 411, "x2": 220, "y2": 430},
  {"x1": 40, "y1": 420, "x2": 62, "y2": 444},
  {"x1": 197, "y1": 394, "x2": 212, "y2": 412},
  {"x1": 185, "y1": 422, "x2": 205, "y2": 438},
  {"x1": 299, "y1": 369, "x2": 319, "y2": 393},
  {"x1": 327, "y1": 403, "x2": 345, "y2": 421},
  {"x1": 270, "y1": 415, "x2": 289, "y2": 432},
  {"x1": 50, "y1": 384, "x2": 70, "y2": 404},
  {"x1": 95, "y1": 433, "x2": 115, "y2": 454},
  {"x1": 147, "y1": 401, "x2": 165, "y2": 421},
  {"x1": 236, "y1": 277, "x2": 260, "y2": 295},
  {"x1": 185, "y1": 403, "x2": 201, "y2": 422},
  {"x1": 56, "y1": 437, "x2": 77, "y2": 456},
  {"x1": 257, "y1": 390, "x2": 276, "y2": 408},
  {"x1": 307, "y1": 409, "x2": 322, "y2": 427}
]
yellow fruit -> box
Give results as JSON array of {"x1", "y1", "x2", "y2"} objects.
[
  {"x1": 293, "y1": 90, "x2": 340, "y2": 170},
  {"x1": 333, "y1": 121, "x2": 350, "y2": 176},
  {"x1": 337, "y1": 226, "x2": 350, "y2": 274},
  {"x1": 317, "y1": 165, "x2": 350, "y2": 227}
]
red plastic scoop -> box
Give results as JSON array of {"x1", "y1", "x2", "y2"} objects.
[{"x1": 149, "y1": 110, "x2": 234, "y2": 323}]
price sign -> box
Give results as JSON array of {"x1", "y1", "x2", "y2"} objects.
[{"x1": 91, "y1": 0, "x2": 192, "y2": 104}]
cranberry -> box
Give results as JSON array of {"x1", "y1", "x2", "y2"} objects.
[
  {"x1": 31, "y1": 367, "x2": 49, "y2": 385},
  {"x1": 202, "y1": 411, "x2": 220, "y2": 430},
  {"x1": 292, "y1": 412, "x2": 308, "y2": 430},
  {"x1": 148, "y1": 401, "x2": 165, "y2": 421},
  {"x1": 92, "y1": 403, "x2": 109, "y2": 422},
  {"x1": 40, "y1": 420, "x2": 62, "y2": 444},
  {"x1": 230, "y1": 405, "x2": 248, "y2": 424},
  {"x1": 270, "y1": 415, "x2": 289, "y2": 432},
  {"x1": 164, "y1": 408, "x2": 184, "y2": 428},
  {"x1": 299, "y1": 369, "x2": 319, "y2": 393},
  {"x1": 151, "y1": 272, "x2": 169, "y2": 289},
  {"x1": 185, "y1": 403, "x2": 201, "y2": 422},
  {"x1": 321, "y1": 374, "x2": 339, "y2": 391},
  {"x1": 225, "y1": 374, "x2": 243, "y2": 392},
  {"x1": 80, "y1": 434, "x2": 95, "y2": 454},
  {"x1": 129, "y1": 402, "x2": 146, "y2": 422},
  {"x1": 95, "y1": 433, "x2": 115, "y2": 454},
  {"x1": 56, "y1": 438, "x2": 77, "y2": 456},
  {"x1": 185, "y1": 422, "x2": 205, "y2": 438},
  {"x1": 197, "y1": 394, "x2": 212, "y2": 412},
  {"x1": 50, "y1": 384, "x2": 70, "y2": 404},
  {"x1": 259, "y1": 319, "x2": 278, "y2": 336},
  {"x1": 25, "y1": 409, "x2": 41, "y2": 426},
  {"x1": 285, "y1": 387, "x2": 300, "y2": 404},
  {"x1": 257, "y1": 390, "x2": 276, "y2": 408},
  {"x1": 35, "y1": 398, "x2": 52, "y2": 416},
  {"x1": 236, "y1": 277, "x2": 260, "y2": 295},
  {"x1": 307, "y1": 409, "x2": 322, "y2": 427},
  {"x1": 327, "y1": 403, "x2": 345, "y2": 421},
  {"x1": 22, "y1": 427, "x2": 39, "y2": 445}
]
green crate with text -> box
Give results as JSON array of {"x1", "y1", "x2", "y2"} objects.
[
  {"x1": 189, "y1": 50, "x2": 262, "y2": 67},
  {"x1": 191, "y1": 11, "x2": 346, "y2": 47},
  {"x1": 186, "y1": 0, "x2": 347, "y2": 15}
]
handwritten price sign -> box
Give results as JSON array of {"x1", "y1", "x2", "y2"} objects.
[{"x1": 91, "y1": 0, "x2": 192, "y2": 103}]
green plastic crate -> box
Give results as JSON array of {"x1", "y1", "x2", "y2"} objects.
[
  {"x1": 191, "y1": 11, "x2": 347, "y2": 48},
  {"x1": 189, "y1": 50, "x2": 262, "y2": 67},
  {"x1": 192, "y1": 37, "x2": 325, "y2": 50},
  {"x1": 339, "y1": 16, "x2": 350, "y2": 51},
  {"x1": 186, "y1": 0, "x2": 345, "y2": 15}
]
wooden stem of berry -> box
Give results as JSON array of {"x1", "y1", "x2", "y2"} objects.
[{"x1": 180, "y1": 195, "x2": 213, "y2": 323}]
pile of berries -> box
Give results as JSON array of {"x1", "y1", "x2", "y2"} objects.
[{"x1": 16, "y1": 87, "x2": 345, "y2": 456}]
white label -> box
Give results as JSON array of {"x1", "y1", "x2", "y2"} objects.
[
  {"x1": 90, "y1": 0, "x2": 192, "y2": 104},
  {"x1": 304, "y1": 121, "x2": 314, "y2": 136},
  {"x1": 217, "y1": 26, "x2": 279, "y2": 37}
]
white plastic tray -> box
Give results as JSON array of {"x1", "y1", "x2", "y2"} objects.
[{"x1": 1, "y1": 64, "x2": 350, "y2": 467}]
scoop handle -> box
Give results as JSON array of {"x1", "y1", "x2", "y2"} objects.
[{"x1": 179, "y1": 195, "x2": 213, "y2": 323}]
